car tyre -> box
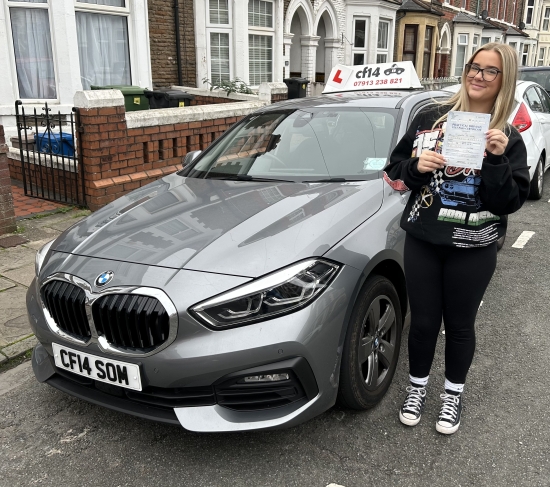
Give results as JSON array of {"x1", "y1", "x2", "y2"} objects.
[
  {"x1": 528, "y1": 155, "x2": 544, "y2": 200},
  {"x1": 338, "y1": 275, "x2": 402, "y2": 410}
]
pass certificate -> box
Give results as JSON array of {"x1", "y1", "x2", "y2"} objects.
[{"x1": 442, "y1": 111, "x2": 491, "y2": 170}]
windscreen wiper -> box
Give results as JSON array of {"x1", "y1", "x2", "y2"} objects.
[
  {"x1": 301, "y1": 178, "x2": 366, "y2": 183},
  {"x1": 214, "y1": 175, "x2": 295, "y2": 183}
]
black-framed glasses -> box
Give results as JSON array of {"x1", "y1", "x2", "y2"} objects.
[{"x1": 465, "y1": 64, "x2": 502, "y2": 81}]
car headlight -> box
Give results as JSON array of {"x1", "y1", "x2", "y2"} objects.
[
  {"x1": 190, "y1": 259, "x2": 341, "y2": 329},
  {"x1": 35, "y1": 239, "x2": 54, "y2": 277}
]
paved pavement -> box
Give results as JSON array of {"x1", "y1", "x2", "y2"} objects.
[
  {"x1": 11, "y1": 182, "x2": 67, "y2": 218},
  {"x1": 0, "y1": 205, "x2": 90, "y2": 366}
]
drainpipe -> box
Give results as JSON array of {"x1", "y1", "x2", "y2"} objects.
[
  {"x1": 174, "y1": 0, "x2": 183, "y2": 86},
  {"x1": 476, "y1": 0, "x2": 480, "y2": 17}
]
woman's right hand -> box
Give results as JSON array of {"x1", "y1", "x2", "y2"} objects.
[{"x1": 417, "y1": 150, "x2": 446, "y2": 173}]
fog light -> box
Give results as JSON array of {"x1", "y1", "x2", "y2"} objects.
[{"x1": 243, "y1": 373, "x2": 289, "y2": 383}]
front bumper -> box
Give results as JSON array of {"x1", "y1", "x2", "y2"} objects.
[{"x1": 27, "y1": 258, "x2": 362, "y2": 431}]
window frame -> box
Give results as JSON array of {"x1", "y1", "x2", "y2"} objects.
[
  {"x1": 352, "y1": 17, "x2": 368, "y2": 65},
  {"x1": 402, "y1": 24, "x2": 418, "y2": 66},
  {"x1": 538, "y1": 47, "x2": 546, "y2": 66},
  {"x1": 207, "y1": 0, "x2": 231, "y2": 28},
  {"x1": 247, "y1": 0, "x2": 274, "y2": 87},
  {"x1": 422, "y1": 26, "x2": 434, "y2": 78},
  {"x1": 454, "y1": 33, "x2": 469, "y2": 77},
  {"x1": 543, "y1": 7, "x2": 550, "y2": 31},
  {"x1": 525, "y1": 0, "x2": 535, "y2": 25},
  {"x1": 74, "y1": 0, "x2": 133, "y2": 90},
  {"x1": 376, "y1": 19, "x2": 391, "y2": 64},
  {"x1": 522, "y1": 44, "x2": 529, "y2": 66},
  {"x1": 5, "y1": 0, "x2": 60, "y2": 102},
  {"x1": 208, "y1": 30, "x2": 233, "y2": 84},
  {"x1": 206, "y1": 0, "x2": 233, "y2": 84}
]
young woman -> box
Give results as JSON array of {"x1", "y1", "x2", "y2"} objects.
[{"x1": 384, "y1": 43, "x2": 530, "y2": 434}]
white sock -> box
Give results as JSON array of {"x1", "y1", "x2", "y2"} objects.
[
  {"x1": 444, "y1": 378, "x2": 464, "y2": 394},
  {"x1": 409, "y1": 374, "x2": 429, "y2": 387}
]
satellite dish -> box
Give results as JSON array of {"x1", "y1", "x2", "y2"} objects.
[
  {"x1": 519, "y1": 21, "x2": 526, "y2": 29},
  {"x1": 481, "y1": 10, "x2": 488, "y2": 19}
]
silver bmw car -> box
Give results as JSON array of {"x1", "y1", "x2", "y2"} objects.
[{"x1": 28, "y1": 88, "x2": 449, "y2": 432}]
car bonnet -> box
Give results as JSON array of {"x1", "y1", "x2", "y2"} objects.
[{"x1": 51, "y1": 173, "x2": 384, "y2": 277}]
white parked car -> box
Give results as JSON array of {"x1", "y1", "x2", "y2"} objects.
[{"x1": 445, "y1": 80, "x2": 550, "y2": 200}]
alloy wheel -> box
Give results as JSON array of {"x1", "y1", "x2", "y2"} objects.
[{"x1": 357, "y1": 295, "x2": 397, "y2": 391}]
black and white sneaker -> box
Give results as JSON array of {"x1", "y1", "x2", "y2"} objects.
[
  {"x1": 436, "y1": 393, "x2": 462, "y2": 434},
  {"x1": 399, "y1": 385, "x2": 427, "y2": 426}
]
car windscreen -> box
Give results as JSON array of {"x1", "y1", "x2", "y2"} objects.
[
  {"x1": 182, "y1": 108, "x2": 397, "y2": 182},
  {"x1": 519, "y1": 70, "x2": 550, "y2": 92}
]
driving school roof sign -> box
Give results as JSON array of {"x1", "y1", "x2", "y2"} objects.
[{"x1": 322, "y1": 61, "x2": 423, "y2": 94}]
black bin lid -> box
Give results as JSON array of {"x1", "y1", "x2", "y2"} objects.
[
  {"x1": 283, "y1": 78, "x2": 310, "y2": 84},
  {"x1": 144, "y1": 89, "x2": 195, "y2": 100}
]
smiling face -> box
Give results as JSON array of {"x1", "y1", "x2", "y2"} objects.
[{"x1": 465, "y1": 50, "x2": 503, "y2": 108}]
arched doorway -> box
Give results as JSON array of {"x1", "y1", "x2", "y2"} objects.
[{"x1": 289, "y1": 6, "x2": 309, "y2": 78}]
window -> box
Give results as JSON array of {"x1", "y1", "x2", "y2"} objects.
[
  {"x1": 524, "y1": 86, "x2": 544, "y2": 112},
  {"x1": 454, "y1": 34, "x2": 469, "y2": 76},
  {"x1": 522, "y1": 44, "x2": 529, "y2": 66},
  {"x1": 543, "y1": 8, "x2": 550, "y2": 30},
  {"x1": 248, "y1": 0, "x2": 273, "y2": 28},
  {"x1": 352, "y1": 18, "x2": 367, "y2": 65},
  {"x1": 538, "y1": 48, "x2": 546, "y2": 66},
  {"x1": 403, "y1": 25, "x2": 417, "y2": 65},
  {"x1": 526, "y1": 0, "x2": 534, "y2": 24},
  {"x1": 210, "y1": 33, "x2": 230, "y2": 83},
  {"x1": 422, "y1": 26, "x2": 433, "y2": 78},
  {"x1": 377, "y1": 21, "x2": 390, "y2": 64},
  {"x1": 248, "y1": 0, "x2": 274, "y2": 85},
  {"x1": 481, "y1": 37, "x2": 491, "y2": 46},
  {"x1": 509, "y1": 42, "x2": 517, "y2": 51},
  {"x1": 472, "y1": 34, "x2": 479, "y2": 55},
  {"x1": 210, "y1": 0, "x2": 229, "y2": 24},
  {"x1": 249, "y1": 35, "x2": 272, "y2": 85},
  {"x1": 8, "y1": 0, "x2": 56, "y2": 99},
  {"x1": 208, "y1": 0, "x2": 232, "y2": 83},
  {"x1": 75, "y1": 1, "x2": 131, "y2": 90}
]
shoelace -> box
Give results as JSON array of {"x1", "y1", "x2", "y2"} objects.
[
  {"x1": 439, "y1": 393, "x2": 460, "y2": 422},
  {"x1": 403, "y1": 386, "x2": 426, "y2": 413}
]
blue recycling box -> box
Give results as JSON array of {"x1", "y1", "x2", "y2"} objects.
[{"x1": 34, "y1": 132, "x2": 75, "y2": 157}]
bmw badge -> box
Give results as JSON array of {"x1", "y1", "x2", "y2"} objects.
[{"x1": 95, "y1": 271, "x2": 114, "y2": 287}]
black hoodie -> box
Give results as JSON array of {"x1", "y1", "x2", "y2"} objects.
[{"x1": 384, "y1": 104, "x2": 530, "y2": 248}]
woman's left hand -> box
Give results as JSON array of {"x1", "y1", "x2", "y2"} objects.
[{"x1": 486, "y1": 129, "x2": 508, "y2": 156}]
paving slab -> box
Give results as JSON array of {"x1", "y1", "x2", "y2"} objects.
[
  {"x1": 0, "y1": 353, "x2": 7, "y2": 366},
  {"x1": 0, "y1": 286, "x2": 33, "y2": 347},
  {"x1": 49, "y1": 219, "x2": 79, "y2": 233},
  {"x1": 0, "y1": 277, "x2": 16, "y2": 292},
  {"x1": 1, "y1": 336, "x2": 37, "y2": 359},
  {"x1": 0, "y1": 246, "x2": 37, "y2": 274},
  {"x1": 2, "y1": 263, "x2": 36, "y2": 287}
]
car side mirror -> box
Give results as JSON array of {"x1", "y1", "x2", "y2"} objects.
[{"x1": 182, "y1": 150, "x2": 202, "y2": 168}]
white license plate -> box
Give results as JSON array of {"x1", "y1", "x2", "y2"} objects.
[{"x1": 52, "y1": 343, "x2": 142, "y2": 391}]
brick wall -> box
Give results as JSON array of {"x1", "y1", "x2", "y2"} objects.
[
  {"x1": 73, "y1": 89, "x2": 282, "y2": 211},
  {"x1": 0, "y1": 126, "x2": 16, "y2": 235},
  {"x1": 148, "y1": 0, "x2": 197, "y2": 88}
]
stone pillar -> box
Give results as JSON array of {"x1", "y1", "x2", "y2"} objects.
[
  {"x1": 283, "y1": 33, "x2": 294, "y2": 80},
  {"x1": 0, "y1": 126, "x2": 16, "y2": 235},
  {"x1": 258, "y1": 82, "x2": 289, "y2": 104},
  {"x1": 300, "y1": 35, "x2": 320, "y2": 95},
  {"x1": 324, "y1": 38, "x2": 341, "y2": 82}
]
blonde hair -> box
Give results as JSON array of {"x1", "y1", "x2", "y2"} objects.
[{"x1": 434, "y1": 43, "x2": 518, "y2": 131}]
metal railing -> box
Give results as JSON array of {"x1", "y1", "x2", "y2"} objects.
[{"x1": 15, "y1": 101, "x2": 85, "y2": 206}]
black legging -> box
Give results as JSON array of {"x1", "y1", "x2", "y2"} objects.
[{"x1": 404, "y1": 233, "x2": 497, "y2": 384}]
